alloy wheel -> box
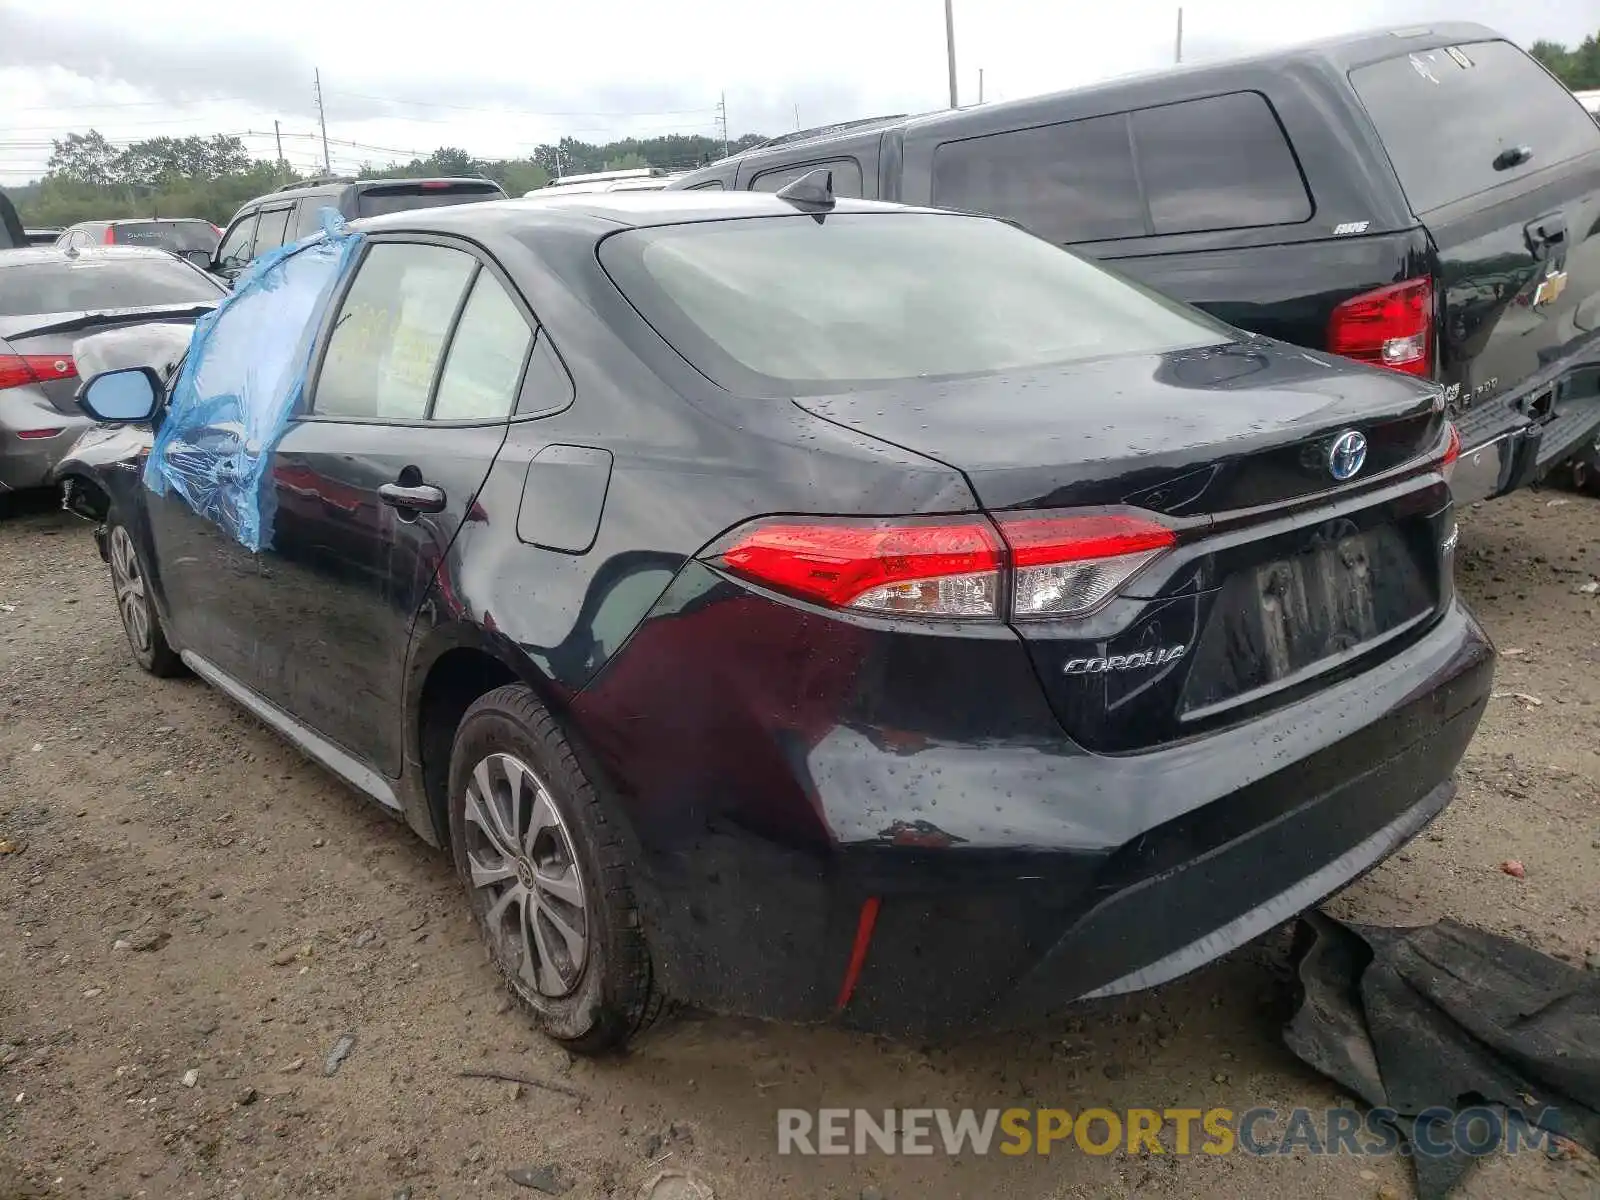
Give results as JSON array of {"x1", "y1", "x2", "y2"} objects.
[
  {"x1": 108, "y1": 525, "x2": 151, "y2": 654},
  {"x1": 462, "y1": 752, "x2": 589, "y2": 997}
]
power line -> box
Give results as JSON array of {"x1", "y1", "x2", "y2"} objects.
[{"x1": 322, "y1": 89, "x2": 717, "y2": 118}]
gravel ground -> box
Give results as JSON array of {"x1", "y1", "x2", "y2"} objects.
[{"x1": 1, "y1": 486, "x2": 1598, "y2": 1200}]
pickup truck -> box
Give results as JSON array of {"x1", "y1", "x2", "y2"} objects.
[{"x1": 673, "y1": 23, "x2": 1600, "y2": 505}]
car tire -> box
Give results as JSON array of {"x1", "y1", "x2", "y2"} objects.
[
  {"x1": 1566, "y1": 435, "x2": 1600, "y2": 495},
  {"x1": 448, "y1": 683, "x2": 659, "y2": 1054},
  {"x1": 105, "y1": 513, "x2": 184, "y2": 678}
]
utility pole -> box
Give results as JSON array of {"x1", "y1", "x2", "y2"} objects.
[
  {"x1": 944, "y1": 0, "x2": 959, "y2": 107},
  {"x1": 794, "y1": 104, "x2": 801, "y2": 131},
  {"x1": 273, "y1": 120, "x2": 285, "y2": 174},
  {"x1": 314, "y1": 69, "x2": 332, "y2": 175},
  {"x1": 717, "y1": 92, "x2": 730, "y2": 157},
  {"x1": 978, "y1": 68, "x2": 984, "y2": 104},
  {"x1": 1175, "y1": 7, "x2": 1184, "y2": 64}
]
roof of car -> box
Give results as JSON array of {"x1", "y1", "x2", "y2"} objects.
[
  {"x1": 351, "y1": 189, "x2": 944, "y2": 236},
  {"x1": 683, "y1": 22, "x2": 1502, "y2": 172},
  {"x1": 0, "y1": 245, "x2": 188, "y2": 267}
]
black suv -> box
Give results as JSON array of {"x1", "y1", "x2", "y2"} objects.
[
  {"x1": 210, "y1": 176, "x2": 506, "y2": 282},
  {"x1": 673, "y1": 23, "x2": 1600, "y2": 506}
]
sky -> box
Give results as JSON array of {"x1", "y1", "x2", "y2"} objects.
[{"x1": 0, "y1": 0, "x2": 1594, "y2": 184}]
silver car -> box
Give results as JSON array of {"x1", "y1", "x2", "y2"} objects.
[{"x1": 0, "y1": 246, "x2": 223, "y2": 497}]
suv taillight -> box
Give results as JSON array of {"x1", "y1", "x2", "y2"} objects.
[
  {"x1": 709, "y1": 511, "x2": 1175, "y2": 621},
  {"x1": 103, "y1": 225, "x2": 117, "y2": 245},
  {"x1": 1328, "y1": 277, "x2": 1433, "y2": 377}
]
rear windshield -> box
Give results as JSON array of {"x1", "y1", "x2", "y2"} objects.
[
  {"x1": 0, "y1": 257, "x2": 223, "y2": 317},
  {"x1": 355, "y1": 183, "x2": 502, "y2": 217},
  {"x1": 598, "y1": 213, "x2": 1230, "y2": 395},
  {"x1": 113, "y1": 220, "x2": 220, "y2": 254},
  {"x1": 1351, "y1": 40, "x2": 1600, "y2": 215}
]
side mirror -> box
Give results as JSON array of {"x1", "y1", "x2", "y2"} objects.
[
  {"x1": 78, "y1": 367, "x2": 162, "y2": 424},
  {"x1": 181, "y1": 249, "x2": 211, "y2": 268}
]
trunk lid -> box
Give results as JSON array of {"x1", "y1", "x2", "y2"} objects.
[
  {"x1": 1, "y1": 307, "x2": 212, "y2": 415},
  {"x1": 793, "y1": 340, "x2": 1446, "y2": 514},
  {"x1": 796, "y1": 340, "x2": 1454, "y2": 753}
]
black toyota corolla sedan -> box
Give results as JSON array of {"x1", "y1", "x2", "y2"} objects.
[{"x1": 60, "y1": 184, "x2": 1492, "y2": 1051}]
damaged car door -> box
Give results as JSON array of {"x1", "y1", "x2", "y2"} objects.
[{"x1": 241, "y1": 238, "x2": 519, "y2": 775}]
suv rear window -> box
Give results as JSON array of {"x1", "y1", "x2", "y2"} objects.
[
  {"x1": 933, "y1": 114, "x2": 1145, "y2": 243},
  {"x1": 597, "y1": 213, "x2": 1229, "y2": 396},
  {"x1": 1131, "y1": 92, "x2": 1311, "y2": 234},
  {"x1": 1351, "y1": 40, "x2": 1600, "y2": 215},
  {"x1": 112, "y1": 220, "x2": 220, "y2": 254},
  {"x1": 354, "y1": 182, "x2": 503, "y2": 217},
  {"x1": 0, "y1": 256, "x2": 223, "y2": 316}
]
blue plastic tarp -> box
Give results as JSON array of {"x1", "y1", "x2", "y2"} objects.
[{"x1": 144, "y1": 211, "x2": 364, "y2": 551}]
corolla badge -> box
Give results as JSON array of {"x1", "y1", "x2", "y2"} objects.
[{"x1": 1328, "y1": 430, "x2": 1368, "y2": 482}]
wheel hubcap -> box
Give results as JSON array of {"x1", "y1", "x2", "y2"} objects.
[
  {"x1": 108, "y1": 526, "x2": 150, "y2": 654},
  {"x1": 462, "y1": 753, "x2": 588, "y2": 998}
]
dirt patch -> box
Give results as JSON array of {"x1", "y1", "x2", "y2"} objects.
[{"x1": 1, "y1": 487, "x2": 1597, "y2": 1199}]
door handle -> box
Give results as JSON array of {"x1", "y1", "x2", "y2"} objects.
[{"x1": 378, "y1": 482, "x2": 446, "y2": 514}]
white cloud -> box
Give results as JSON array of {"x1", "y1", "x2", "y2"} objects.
[{"x1": 0, "y1": 0, "x2": 1593, "y2": 182}]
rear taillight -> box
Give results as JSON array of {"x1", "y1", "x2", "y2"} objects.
[
  {"x1": 103, "y1": 226, "x2": 116, "y2": 245},
  {"x1": 0, "y1": 354, "x2": 76, "y2": 392},
  {"x1": 715, "y1": 517, "x2": 1002, "y2": 617},
  {"x1": 14, "y1": 428, "x2": 64, "y2": 440},
  {"x1": 1440, "y1": 421, "x2": 1460, "y2": 483},
  {"x1": 996, "y1": 513, "x2": 1176, "y2": 619},
  {"x1": 1328, "y1": 278, "x2": 1433, "y2": 377},
  {"x1": 711, "y1": 511, "x2": 1175, "y2": 621}
]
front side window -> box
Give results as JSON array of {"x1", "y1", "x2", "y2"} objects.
[
  {"x1": 932, "y1": 114, "x2": 1145, "y2": 244},
  {"x1": 431, "y1": 270, "x2": 533, "y2": 421},
  {"x1": 1131, "y1": 92, "x2": 1311, "y2": 234},
  {"x1": 599, "y1": 212, "x2": 1229, "y2": 396},
  {"x1": 216, "y1": 214, "x2": 258, "y2": 270},
  {"x1": 313, "y1": 242, "x2": 476, "y2": 420}
]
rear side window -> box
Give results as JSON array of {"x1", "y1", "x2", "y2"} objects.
[
  {"x1": 931, "y1": 115, "x2": 1145, "y2": 243},
  {"x1": 354, "y1": 183, "x2": 502, "y2": 217},
  {"x1": 216, "y1": 215, "x2": 258, "y2": 271},
  {"x1": 313, "y1": 242, "x2": 476, "y2": 420},
  {"x1": 1351, "y1": 40, "x2": 1600, "y2": 214},
  {"x1": 0, "y1": 257, "x2": 223, "y2": 316},
  {"x1": 689, "y1": 180, "x2": 725, "y2": 191},
  {"x1": 599, "y1": 213, "x2": 1230, "y2": 396},
  {"x1": 292, "y1": 198, "x2": 333, "y2": 240},
  {"x1": 252, "y1": 208, "x2": 293, "y2": 255},
  {"x1": 1131, "y1": 92, "x2": 1311, "y2": 234},
  {"x1": 750, "y1": 159, "x2": 865, "y2": 198},
  {"x1": 431, "y1": 271, "x2": 533, "y2": 421}
]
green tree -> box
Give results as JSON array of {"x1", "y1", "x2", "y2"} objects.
[
  {"x1": 1532, "y1": 32, "x2": 1600, "y2": 89},
  {"x1": 17, "y1": 125, "x2": 768, "y2": 228},
  {"x1": 46, "y1": 130, "x2": 121, "y2": 187}
]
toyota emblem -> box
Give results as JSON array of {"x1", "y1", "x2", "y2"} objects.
[{"x1": 1328, "y1": 430, "x2": 1367, "y2": 482}]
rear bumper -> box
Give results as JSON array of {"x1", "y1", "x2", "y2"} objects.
[
  {"x1": 0, "y1": 391, "x2": 90, "y2": 493},
  {"x1": 588, "y1": 591, "x2": 1493, "y2": 1035},
  {"x1": 1450, "y1": 343, "x2": 1600, "y2": 504}
]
